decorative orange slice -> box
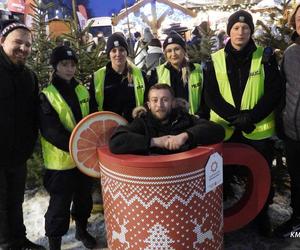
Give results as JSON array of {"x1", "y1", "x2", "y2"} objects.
[{"x1": 69, "y1": 111, "x2": 128, "y2": 177}]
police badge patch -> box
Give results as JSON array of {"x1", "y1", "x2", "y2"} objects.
[
  {"x1": 114, "y1": 41, "x2": 120, "y2": 47},
  {"x1": 239, "y1": 16, "x2": 245, "y2": 22}
]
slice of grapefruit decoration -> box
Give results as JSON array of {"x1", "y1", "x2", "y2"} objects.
[{"x1": 70, "y1": 111, "x2": 128, "y2": 178}]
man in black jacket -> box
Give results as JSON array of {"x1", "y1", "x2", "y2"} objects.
[
  {"x1": 109, "y1": 84, "x2": 224, "y2": 155},
  {"x1": 204, "y1": 10, "x2": 283, "y2": 236},
  {"x1": 274, "y1": 4, "x2": 300, "y2": 238},
  {"x1": 0, "y1": 20, "x2": 44, "y2": 249}
]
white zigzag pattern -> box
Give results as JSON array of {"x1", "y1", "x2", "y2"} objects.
[
  {"x1": 102, "y1": 177, "x2": 202, "y2": 201},
  {"x1": 103, "y1": 186, "x2": 206, "y2": 209}
]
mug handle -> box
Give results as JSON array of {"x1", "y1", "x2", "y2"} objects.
[{"x1": 223, "y1": 143, "x2": 271, "y2": 232}]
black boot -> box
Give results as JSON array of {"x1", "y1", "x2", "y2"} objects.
[
  {"x1": 19, "y1": 238, "x2": 46, "y2": 250},
  {"x1": 48, "y1": 237, "x2": 61, "y2": 250},
  {"x1": 75, "y1": 221, "x2": 96, "y2": 249}
]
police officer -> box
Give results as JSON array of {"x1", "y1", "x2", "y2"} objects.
[
  {"x1": 204, "y1": 10, "x2": 283, "y2": 235},
  {"x1": 149, "y1": 31, "x2": 204, "y2": 117},
  {"x1": 39, "y1": 46, "x2": 97, "y2": 249},
  {"x1": 89, "y1": 32, "x2": 148, "y2": 122}
]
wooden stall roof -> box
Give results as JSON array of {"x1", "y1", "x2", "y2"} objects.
[{"x1": 112, "y1": 0, "x2": 197, "y2": 26}]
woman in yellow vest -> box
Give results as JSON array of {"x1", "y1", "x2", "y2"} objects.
[
  {"x1": 89, "y1": 32, "x2": 148, "y2": 122},
  {"x1": 38, "y1": 46, "x2": 97, "y2": 250},
  {"x1": 204, "y1": 10, "x2": 283, "y2": 236},
  {"x1": 149, "y1": 31, "x2": 204, "y2": 116}
]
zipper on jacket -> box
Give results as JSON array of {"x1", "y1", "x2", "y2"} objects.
[
  {"x1": 238, "y1": 68, "x2": 242, "y2": 109},
  {"x1": 171, "y1": 119, "x2": 178, "y2": 126}
]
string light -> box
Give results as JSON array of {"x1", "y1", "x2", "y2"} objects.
[{"x1": 190, "y1": 3, "x2": 256, "y2": 12}]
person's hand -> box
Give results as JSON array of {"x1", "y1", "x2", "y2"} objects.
[
  {"x1": 165, "y1": 133, "x2": 189, "y2": 151},
  {"x1": 150, "y1": 135, "x2": 170, "y2": 149},
  {"x1": 228, "y1": 111, "x2": 256, "y2": 134}
]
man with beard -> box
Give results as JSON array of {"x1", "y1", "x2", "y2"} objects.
[
  {"x1": 0, "y1": 20, "x2": 44, "y2": 249},
  {"x1": 109, "y1": 84, "x2": 224, "y2": 155}
]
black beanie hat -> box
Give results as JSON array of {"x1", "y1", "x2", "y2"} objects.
[
  {"x1": 50, "y1": 46, "x2": 78, "y2": 68},
  {"x1": 227, "y1": 10, "x2": 254, "y2": 35},
  {"x1": 106, "y1": 33, "x2": 129, "y2": 55},
  {"x1": 163, "y1": 31, "x2": 186, "y2": 51},
  {"x1": 0, "y1": 19, "x2": 30, "y2": 37}
]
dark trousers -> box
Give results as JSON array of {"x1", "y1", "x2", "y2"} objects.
[
  {"x1": 44, "y1": 168, "x2": 94, "y2": 237},
  {"x1": 285, "y1": 137, "x2": 300, "y2": 217},
  {"x1": 0, "y1": 163, "x2": 27, "y2": 248}
]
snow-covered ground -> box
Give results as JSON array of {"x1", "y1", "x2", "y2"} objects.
[
  {"x1": 23, "y1": 189, "x2": 107, "y2": 250},
  {"x1": 23, "y1": 186, "x2": 300, "y2": 250}
]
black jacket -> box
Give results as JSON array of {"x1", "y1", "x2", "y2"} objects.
[
  {"x1": 0, "y1": 47, "x2": 38, "y2": 166},
  {"x1": 109, "y1": 107, "x2": 224, "y2": 155},
  {"x1": 38, "y1": 74, "x2": 97, "y2": 152},
  {"x1": 204, "y1": 39, "x2": 283, "y2": 126},
  {"x1": 89, "y1": 62, "x2": 148, "y2": 122}
]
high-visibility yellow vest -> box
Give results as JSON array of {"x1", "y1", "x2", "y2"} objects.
[
  {"x1": 41, "y1": 84, "x2": 90, "y2": 170},
  {"x1": 210, "y1": 47, "x2": 275, "y2": 141},
  {"x1": 94, "y1": 65, "x2": 145, "y2": 111},
  {"x1": 156, "y1": 63, "x2": 203, "y2": 115}
]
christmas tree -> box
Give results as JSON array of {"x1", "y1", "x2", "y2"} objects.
[
  {"x1": 25, "y1": 0, "x2": 55, "y2": 188},
  {"x1": 144, "y1": 223, "x2": 175, "y2": 250},
  {"x1": 27, "y1": 0, "x2": 55, "y2": 87},
  {"x1": 254, "y1": 0, "x2": 294, "y2": 60},
  {"x1": 187, "y1": 21, "x2": 219, "y2": 64},
  {"x1": 59, "y1": 0, "x2": 107, "y2": 84}
]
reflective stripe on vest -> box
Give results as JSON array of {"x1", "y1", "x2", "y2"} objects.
[
  {"x1": 210, "y1": 47, "x2": 275, "y2": 141},
  {"x1": 41, "y1": 84, "x2": 90, "y2": 170},
  {"x1": 156, "y1": 63, "x2": 203, "y2": 115},
  {"x1": 94, "y1": 66, "x2": 145, "y2": 111}
]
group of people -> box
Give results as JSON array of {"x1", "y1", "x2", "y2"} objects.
[{"x1": 0, "y1": 5, "x2": 300, "y2": 250}]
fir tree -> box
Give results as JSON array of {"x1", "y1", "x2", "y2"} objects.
[
  {"x1": 26, "y1": 0, "x2": 55, "y2": 188},
  {"x1": 27, "y1": 0, "x2": 55, "y2": 87},
  {"x1": 187, "y1": 22, "x2": 218, "y2": 64},
  {"x1": 59, "y1": 0, "x2": 107, "y2": 85},
  {"x1": 254, "y1": 0, "x2": 294, "y2": 60}
]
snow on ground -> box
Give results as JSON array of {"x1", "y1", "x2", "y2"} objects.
[
  {"x1": 23, "y1": 189, "x2": 107, "y2": 250},
  {"x1": 23, "y1": 187, "x2": 300, "y2": 250}
]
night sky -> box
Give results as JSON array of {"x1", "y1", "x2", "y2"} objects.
[{"x1": 88, "y1": 0, "x2": 136, "y2": 17}]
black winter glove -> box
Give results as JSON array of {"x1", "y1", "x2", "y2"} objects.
[{"x1": 228, "y1": 111, "x2": 256, "y2": 134}]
